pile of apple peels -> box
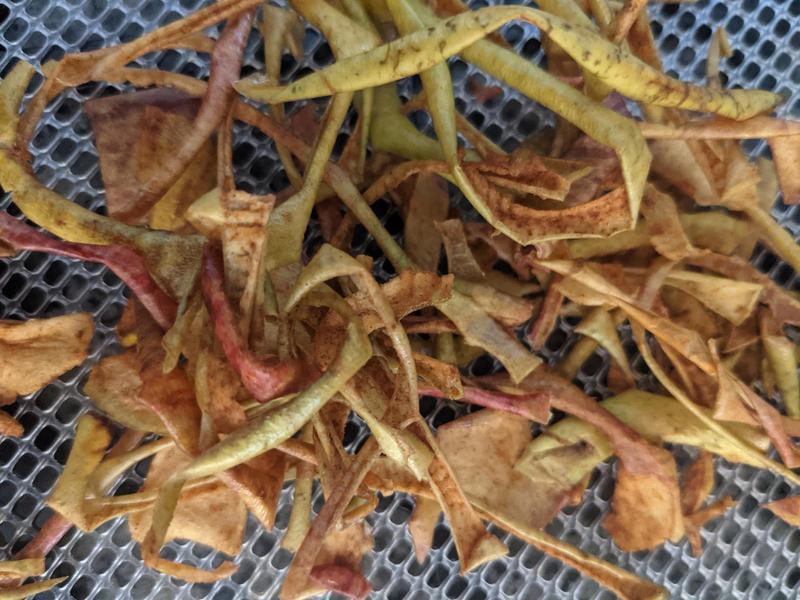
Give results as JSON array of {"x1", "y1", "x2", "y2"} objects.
[{"x1": 1, "y1": 0, "x2": 800, "y2": 598}]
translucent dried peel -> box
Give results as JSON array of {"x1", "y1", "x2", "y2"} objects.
[
  {"x1": 664, "y1": 271, "x2": 763, "y2": 326},
  {"x1": 454, "y1": 279, "x2": 535, "y2": 328},
  {"x1": 438, "y1": 408, "x2": 569, "y2": 529},
  {"x1": 0, "y1": 313, "x2": 93, "y2": 404},
  {"x1": 741, "y1": 203, "x2": 800, "y2": 275},
  {"x1": 0, "y1": 577, "x2": 68, "y2": 599},
  {"x1": 436, "y1": 219, "x2": 485, "y2": 282},
  {"x1": 574, "y1": 306, "x2": 633, "y2": 379},
  {"x1": 0, "y1": 559, "x2": 44, "y2": 579},
  {"x1": 632, "y1": 324, "x2": 800, "y2": 487},
  {"x1": 686, "y1": 252, "x2": 800, "y2": 326},
  {"x1": 648, "y1": 139, "x2": 718, "y2": 205},
  {"x1": 679, "y1": 212, "x2": 751, "y2": 256},
  {"x1": 764, "y1": 496, "x2": 800, "y2": 527},
  {"x1": 712, "y1": 344, "x2": 800, "y2": 469},
  {"x1": 543, "y1": 259, "x2": 715, "y2": 374},
  {"x1": 639, "y1": 185, "x2": 696, "y2": 260},
  {"x1": 408, "y1": 496, "x2": 441, "y2": 563},
  {"x1": 760, "y1": 313, "x2": 800, "y2": 418},
  {"x1": 768, "y1": 134, "x2": 800, "y2": 205},
  {"x1": 404, "y1": 173, "x2": 449, "y2": 271}
]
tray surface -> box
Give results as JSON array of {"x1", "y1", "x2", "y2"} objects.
[{"x1": 1, "y1": 0, "x2": 799, "y2": 598}]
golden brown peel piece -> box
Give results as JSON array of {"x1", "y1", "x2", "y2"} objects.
[
  {"x1": 527, "y1": 275, "x2": 564, "y2": 350},
  {"x1": 436, "y1": 219, "x2": 485, "y2": 281},
  {"x1": 281, "y1": 438, "x2": 379, "y2": 600},
  {"x1": 760, "y1": 312, "x2": 800, "y2": 417},
  {"x1": 83, "y1": 352, "x2": 170, "y2": 434},
  {"x1": 438, "y1": 409, "x2": 570, "y2": 530},
  {"x1": 84, "y1": 88, "x2": 216, "y2": 227},
  {"x1": 134, "y1": 302, "x2": 202, "y2": 455},
  {"x1": 681, "y1": 452, "x2": 715, "y2": 515},
  {"x1": 0, "y1": 313, "x2": 93, "y2": 404},
  {"x1": 283, "y1": 424, "x2": 314, "y2": 553},
  {"x1": 0, "y1": 577, "x2": 69, "y2": 599},
  {"x1": 768, "y1": 135, "x2": 800, "y2": 205},
  {"x1": 404, "y1": 173, "x2": 449, "y2": 271},
  {"x1": 519, "y1": 391, "x2": 772, "y2": 474},
  {"x1": 408, "y1": 496, "x2": 441, "y2": 563},
  {"x1": 764, "y1": 496, "x2": 800, "y2": 526},
  {"x1": 685, "y1": 252, "x2": 800, "y2": 326},
  {"x1": 0, "y1": 559, "x2": 44, "y2": 581},
  {"x1": 574, "y1": 306, "x2": 634, "y2": 379},
  {"x1": 603, "y1": 449, "x2": 684, "y2": 552},
  {"x1": 640, "y1": 116, "x2": 800, "y2": 140},
  {"x1": 0, "y1": 413, "x2": 23, "y2": 438},
  {"x1": 632, "y1": 324, "x2": 800, "y2": 487}
]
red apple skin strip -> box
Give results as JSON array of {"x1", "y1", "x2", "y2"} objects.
[
  {"x1": 16, "y1": 514, "x2": 72, "y2": 560},
  {"x1": 0, "y1": 212, "x2": 176, "y2": 329},
  {"x1": 200, "y1": 243, "x2": 301, "y2": 401},
  {"x1": 309, "y1": 564, "x2": 371, "y2": 600},
  {"x1": 527, "y1": 274, "x2": 564, "y2": 349},
  {"x1": 419, "y1": 384, "x2": 550, "y2": 424}
]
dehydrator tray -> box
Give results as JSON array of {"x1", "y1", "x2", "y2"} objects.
[{"x1": 1, "y1": 0, "x2": 799, "y2": 598}]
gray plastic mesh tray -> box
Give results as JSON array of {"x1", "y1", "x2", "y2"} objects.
[{"x1": 1, "y1": 0, "x2": 800, "y2": 598}]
